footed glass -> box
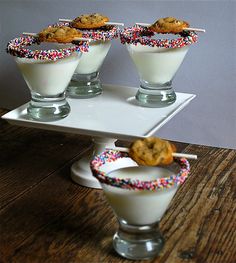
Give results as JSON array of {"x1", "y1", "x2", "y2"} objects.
[
  {"x1": 16, "y1": 53, "x2": 81, "y2": 121},
  {"x1": 67, "y1": 40, "x2": 111, "y2": 98},
  {"x1": 91, "y1": 150, "x2": 190, "y2": 260},
  {"x1": 120, "y1": 26, "x2": 198, "y2": 108},
  {"x1": 127, "y1": 44, "x2": 189, "y2": 107},
  {"x1": 7, "y1": 36, "x2": 87, "y2": 121}
]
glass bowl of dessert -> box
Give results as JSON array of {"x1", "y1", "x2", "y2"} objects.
[
  {"x1": 90, "y1": 137, "x2": 191, "y2": 260},
  {"x1": 120, "y1": 17, "x2": 198, "y2": 107},
  {"x1": 69, "y1": 39, "x2": 112, "y2": 98},
  {"x1": 6, "y1": 27, "x2": 89, "y2": 121},
  {"x1": 61, "y1": 13, "x2": 120, "y2": 98}
]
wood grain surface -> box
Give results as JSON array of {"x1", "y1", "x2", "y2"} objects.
[{"x1": 0, "y1": 109, "x2": 235, "y2": 263}]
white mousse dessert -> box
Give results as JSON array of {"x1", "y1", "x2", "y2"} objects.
[
  {"x1": 15, "y1": 52, "x2": 81, "y2": 96},
  {"x1": 66, "y1": 24, "x2": 118, "y2": 98},
  {"x1": 101, "y1": 166, "x2": 178, "y2": 225},
  {"x1": 74, "y1": 40, "x2": 111, "y2": 74},
  {"x1": 91, "y1": 149, "x2": 190, "y2": 260},
  {"x1": 7, "y1": 35, "x2": 88, "y2": 121},
  {"x1": 120, "y1": 26, "x2": 198, "y2": 107},
  {"x1": 127, "y1": 43, "x2": 189, "y2": 84}
]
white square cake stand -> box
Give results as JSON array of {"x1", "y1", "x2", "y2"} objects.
[{"x1": 2, "y1": 84, "x2": 195, "y2": 189}]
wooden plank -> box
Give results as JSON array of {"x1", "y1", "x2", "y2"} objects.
[
  {"x1": 0, "y1": 114, "x2": 92, "y2": 209},
  {"x1": 159, "y1": 145, "x2": 236, "y2": 263},
  {"x1": 0, "y1": 143, "x2": 235, "y2": 262},
  {"x1": 0, "y1": 163, "x2": 94, "y2": 262},
  {"x1": 0, "y1": 109, "x2": 8, "y2": 116},
  {"x1": 1, "y1": 109, "x2": 235, "y2": 262}
]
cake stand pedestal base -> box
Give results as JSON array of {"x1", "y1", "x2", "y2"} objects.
[
  {"x1": 70, "y1": 137, "x2": 117, "y2": 189},
  {"x1": 2, "y1": 85, "x2": 196, "y2": 189}
]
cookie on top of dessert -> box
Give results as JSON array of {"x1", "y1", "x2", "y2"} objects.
[
  {"x1": 71, "y1": 13, "x2": 109, "y2": 29},
  {"x1": 38, "y1": 26, "x2": 82, "y2": 43},
  {"x1": 149, "y1": 17, "x2": 190, "y2": 34},
  {"x1": 129, "y1": 137, "x2": 177, "y2": 166}
]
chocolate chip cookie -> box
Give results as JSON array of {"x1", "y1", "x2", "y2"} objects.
[
  {"x1": 71, "y1": 13, "x2": 109, "y2": 29},
  {"x1": 38, "y1": 26, "x2": 82, "y2": 43},
  {"x1": 129, "y1": 137, "x2": 176, "y2": 166},
  {"x1": 149, "y1": 17, "x2": 189, "y2": 33}
]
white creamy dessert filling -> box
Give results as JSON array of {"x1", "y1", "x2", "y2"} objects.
[
  {"x1": 102, "y1": 166, "x2": 178, "y2": 225},
  {"x1": 127, "y1": 43, "x2": 189, "y2": 84},
  {"x1": 74, "y1": 40, "x2": 111, "y2": 74},
  {"x1": 16, "y1": 53, "x2": 81, "y2": 96}
]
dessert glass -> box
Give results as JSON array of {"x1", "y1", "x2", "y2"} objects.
[
  {"x1": 67, "y1": 26, "x2": 119, "y2": 98},
  {"x1": 7, "y1": 36, "x2": 88, "y2": 121},
  {"x1": 91, "y1": 150, "x2": 190, "y2": 260},
  {"x1": 120, "y1": 26, "x2": 198, "y2": 107}
]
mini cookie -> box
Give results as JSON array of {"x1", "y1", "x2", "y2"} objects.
[
  {"x1": 149, "y1": 17, "x2": 189, "y2": 34},
  {"x1": 71, "y1": 13, "x2": 109, "y2": 29},
  {"x1": 38, "y1": 26, "x2": 82, "y2": 43},
  {"x1": 129, "y1": 137, "x2": 176, "y2": 166}
]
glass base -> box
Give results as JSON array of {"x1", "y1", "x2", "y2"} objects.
[
  {"x1": 67, "y1": 72, "x2": 102, "y2": 99},
  {"x1": 113, "y1": 220, "x2": 164, "y2": 260},
  {"x1": 136, "y1": 81, "x2": 176, "y2": 108},
  {"x1": 27, "y1": 92, "x2": 70, "y2": 122}
]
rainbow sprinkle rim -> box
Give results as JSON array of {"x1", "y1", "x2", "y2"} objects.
[
  {"x1": 56, "y1": 22, "x2": 120, "y2": 41},
  {"x1": 90, "y1": 150, "x2": 190, "y2": 191},
  {"x1": 6, "y1": 36, "x2": 89, "y2": 61},
  {"x1": 120, "y1": 25, "x2": 198, "y2": 48}
]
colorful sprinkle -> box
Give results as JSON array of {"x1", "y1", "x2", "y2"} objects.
[
  {"x1": 120, "y1": 25, "x2": 198, "y2": 48},
  {"x1": 90, "y1": 150, "x2": 190, "y2": 191},
  {"x1": 6, "y1": 36, "x2": 89, "y2": 61}
]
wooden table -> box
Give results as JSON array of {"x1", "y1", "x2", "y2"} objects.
[{"x1": 0, "y1": 108, "x2": 235, "y2": 263}]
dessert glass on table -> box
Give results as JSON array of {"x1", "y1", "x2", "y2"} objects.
[
  {"x1": 120, "y1": 20, "x2": 198, "y2": 108},
  {"x1": 90, "y1": 150, "x2": 190, "y2": 260},
  {"x1": 6, "y1": 31, "x2": 89, "y2": 121},
  {"x1": 64, "y1": 14, "x2": 119, "y2": 98}
]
